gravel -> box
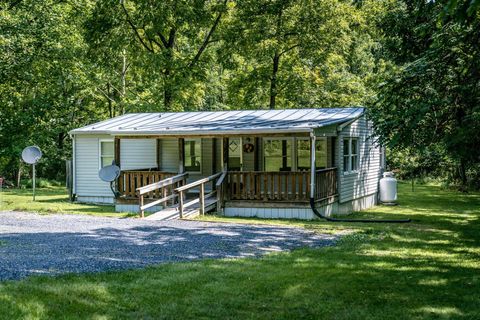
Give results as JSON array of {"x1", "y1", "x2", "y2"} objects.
[{"x1": 0, "y1": 211, "x2": 336, "y2": 281}]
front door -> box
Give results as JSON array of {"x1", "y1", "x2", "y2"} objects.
[{"x1": 228, "y1": 137, "x2": 242, "y2": 171}]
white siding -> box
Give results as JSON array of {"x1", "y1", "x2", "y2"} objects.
[
  {"x1": 120, "y1": 139, "x2": 157, "y2": 170},
  {"x1": 160, "y1": 138, "x2": 179, "y2": 172},
  {"x1": 74, "y1": 134, "x2": 114, "y2": 198},
  {"x1": 336, "y1": 116, "x2": 382, "y2": 203}
]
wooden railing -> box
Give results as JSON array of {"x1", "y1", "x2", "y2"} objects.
[
  {"x1": 118, "y1": 170, "x2": 176, "y2": 198},
  {"x1": 137, "y1": 173, "x2": 188, "y2": 218},
  {"x1": 227, "y1": 171, "x2": 311, "y2": 202},
  {"x1": 215, "y1": 171, "x2": 227, "y2": 212},
  {"x1": 175, "y1": 171, "x2": 224, "y2": 218},
  {"x1": 315, "y1": 167, "x2": 338, "y2": 201},
  {"x1": 227, "y1": 168, "x2": 337, "y2": 202}
]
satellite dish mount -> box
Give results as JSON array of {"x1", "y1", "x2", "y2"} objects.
[
  {"x1": 98, "y1": 162, "x2": 121, "y2": 197},
  {"x1": 21, "y1": 146, "x2": 42, "y2": 201}
]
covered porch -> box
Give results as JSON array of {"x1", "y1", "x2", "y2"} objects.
[{"x1": 112, "y1": 133, "x2": 338, "y2": 218}]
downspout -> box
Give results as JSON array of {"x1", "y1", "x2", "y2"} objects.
[
  {"x1": 70, "y1": 133, "x2": 76, "y2": 201},
  {"x1": 308, "y1": 132, "x2": 410, "y2": 223}
]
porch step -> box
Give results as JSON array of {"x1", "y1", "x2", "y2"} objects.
[{"x1": 144, "y1": 198, "x2": 217, "y2": 221}]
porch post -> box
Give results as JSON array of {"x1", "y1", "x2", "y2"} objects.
[
  {"x1": 114, "y1": 137, "x2": 122, "y2": 197},
  {"x1": 178, "y1": 138, "x2": 185, "y2": 173},
  {"x1": 222, "y1": 137, "x2": 229, "y2": 205},
  {"x1": 156, "y1": 139, "x2": 161, "y2": 170},
  {"x1": 114, "y1": 137, "x2": 121, "y2": 166},
  {"x1": 212, "y1": 138, "x2": 217, "y2": 173},
  {"x1": 310, "y1": 133, "x2": 316, "y2": 199},
  {"x1": 222, "y1": 137, "x2": 229, "y2": 172}
]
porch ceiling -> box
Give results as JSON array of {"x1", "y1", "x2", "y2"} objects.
[{"x1": 70, "y1": 107, "x2": 364, "y2": 137}]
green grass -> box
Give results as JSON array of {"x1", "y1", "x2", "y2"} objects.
[
  {"x1": 0, "y1": 186, "x2": 130, "y2": 217},
  {"x1": 0, "y1": 182, "x2": 479, "y2": 319}
]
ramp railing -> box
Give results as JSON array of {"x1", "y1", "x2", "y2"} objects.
[{"x1": 137, "y1": 173, "x2": 188, "y2": 218}]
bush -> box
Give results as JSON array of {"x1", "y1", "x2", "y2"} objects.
[{"x1": 21, "y1": 178, "x2": 63, "y2": 189}]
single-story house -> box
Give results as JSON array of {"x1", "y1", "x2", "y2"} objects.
[{"x1": 69, "y1": 107, "x2": 385, "y2": 220}]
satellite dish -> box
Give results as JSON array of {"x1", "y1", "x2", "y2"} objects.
[
  {"x1": 99, "y1": 164, "x2": 121, "y2": 182},
  {"x1": 99, "y1": 163, "x2": 121, "y2": 198},
  {"x1": 21, "y1": 146, "x2": 42, "y2": 201},
  {"x1": 22, "y1": 146, "x2": 42, "y2": 164}
]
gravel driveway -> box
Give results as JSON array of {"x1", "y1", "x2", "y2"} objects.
[{"x1": 0, "y1": 211, "x2": 336, "y2": 281}]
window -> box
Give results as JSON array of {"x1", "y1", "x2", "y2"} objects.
[
  {"x1": 351, "y1": 138, "x2": 358, "y2": 171},
  {"x1": 185, "y1": 138, "x2": 201, "y2": 172},
  {"x1": 297, "y1": 138, "x2": 328, "y2": 170},
  {"x1": 99, "y1": 140, "x2": 114, "y2": 168},
  {"x1": 264, "y1": 139, "x2": 292, "y2": 171},
  {"x1": 343, "y1": 138, "x2": 359, "y2": 173}
]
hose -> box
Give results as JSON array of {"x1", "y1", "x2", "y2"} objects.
[{"x1": 309, "y1": 198, "x2": 411, "y2": 223}]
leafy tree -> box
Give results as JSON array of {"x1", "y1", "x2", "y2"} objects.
[
  {"x1": 88, "y1": 0, "x2": 231, "y2": 111},
  {"x1": 370, "y1": 0, "x2": 480, "y2": 188},
  {"x1": 0, "y1": 0, "x2": 105, "y2": 182},
  {"x1": 221, "y1": 0, "x2": 382, "y2": 109}
]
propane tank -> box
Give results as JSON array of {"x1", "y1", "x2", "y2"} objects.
[{"x1": 379, "y1": 172, "x2": 397, "y2": 205}]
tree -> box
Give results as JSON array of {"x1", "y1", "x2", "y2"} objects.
[
  {"x1": 370, "y1": 0, "x2": 480, "y2": 188},
  {"x1": 221, "y1": 0, "x2": 381, "y2": 109},
  {"x1": 88, "y1": 0, "x2": 230, "y2": 110},
  {"x1": 0, "y1": 0, "x2": 105, "y2": 181}
]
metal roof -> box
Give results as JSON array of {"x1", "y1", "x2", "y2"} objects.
[{"x1": 70, "y1": 107, "x2": 365, "y2": 136}]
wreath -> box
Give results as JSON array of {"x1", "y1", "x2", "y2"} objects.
[{"x1": 243, "y1": 143, "x2": 255, "y2": 153}]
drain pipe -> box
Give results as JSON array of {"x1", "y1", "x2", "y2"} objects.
[{"x1": 309, "y1": 133, "x2": 410, "y2": 223}]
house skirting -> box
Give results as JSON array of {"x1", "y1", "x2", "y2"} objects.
[
  {"x1": 77, "y1": 193, "x2": 379, "y2": 219},
  {"x1": 115, "y1": 203, "x2": 162, "y2": 213},
  {"x1": 224, "y1": 193, "x2": 378, "y2": 220},
  {"x1": 224, "y1": 206, "x2": 315, "y2": 220},
  {"x1": 76, "y1": 196, "x2": 114, "y2": 205},
  {"x1": 337, "y1": 193, "x2": 378, "y2": 215}
]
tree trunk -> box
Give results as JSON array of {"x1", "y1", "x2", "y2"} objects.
[
  {"x1": 164, "y1": 70, "x2": 173, "y2": 110},
  {"x1": 16, "y1": 160, "x2": 22, "y2": 188},
  {"x1": 269, "y1": 52, "x2": 280, "y2": 110},
  {"x1": 163, "y1": 29, "x2": 176, "y2": 110},
  {"x1": 107, "y1": 83, "x2": 113, "y2": 118},
  {"x1": 120, "y1": 49, "x2": 127, "y2": 115}
]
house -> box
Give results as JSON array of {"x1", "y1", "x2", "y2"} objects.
[{"x1": 69, "y1": 107, "x2": 385, "y2": 220}]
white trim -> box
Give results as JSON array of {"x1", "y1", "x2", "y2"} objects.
[
  {"x1": 98, "y1": 138, "x2": 114, "y2": 170},
  {"x1": 342, "y1": 137, "x2": 359, "y2": 175},
  {"x1": 310, "y1": 133, "x2": 316, "y2": 198},
  {"x1": 72, "y1": 135, "x2": 76, "y2": 194}
]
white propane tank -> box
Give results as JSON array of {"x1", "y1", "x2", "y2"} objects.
[{"x1": 379, "y1": 172, "x2": 397, "y2": 204}]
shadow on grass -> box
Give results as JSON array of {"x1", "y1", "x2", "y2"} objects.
[{"x1": 0, "y1": 183, "x2": 478, "y2": 319}]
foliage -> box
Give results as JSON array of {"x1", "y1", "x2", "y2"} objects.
[
  {"x1": 221, "y1": 0, "x2": 384, "y2": 109},
  {"x1": 1, "y1": 0, "x2": 478, "y2": 190},
  {"x1": 0, "y1": 183, "x2": 479, "y2": 318},
  {"x1": 369, "y1": 0, "x2": 480, "y2": 189},
  {"x1": 0, "y1": 0, "x2": 386, "y2": 183}
]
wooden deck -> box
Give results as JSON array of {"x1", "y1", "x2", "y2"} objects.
[{"x1": 116, "y1": 168, "x2": 337, "y2": 220}]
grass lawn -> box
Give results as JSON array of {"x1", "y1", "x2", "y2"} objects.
[
  {"x1": 0, "y1": 187, "x2": 129, "y2": 217},
  {"x1": 0, "y1": 182, "x2": 479, "y2": 319}
]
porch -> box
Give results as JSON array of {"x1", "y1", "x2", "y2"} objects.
[
  {"x1": 110, "y1": 130, "x2": 338, "y2": 219},
  {"x1": 115, "y1": 167, "x2": 337, "y2": 219}
]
